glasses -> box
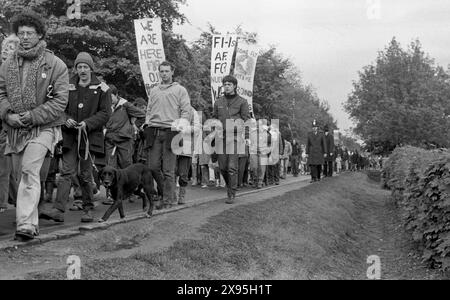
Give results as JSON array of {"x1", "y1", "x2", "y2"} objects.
[{"x1": 17, "y1": 31, "x2": 37, "y2": 38}]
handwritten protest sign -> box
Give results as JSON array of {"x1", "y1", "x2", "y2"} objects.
[
  {"x1": 210, "y1": 34, "x2": 237, "y2": 105},
  {"x1": 134, "y1": 18, "x2": 166, "y2": 97},
  {"x1": 233, "y1": 40, "x2": 259, "y2": 114}
]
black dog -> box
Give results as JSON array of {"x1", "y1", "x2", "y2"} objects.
[{"x1": 99, "y1": 163, "x2": 156, "y2": 222}]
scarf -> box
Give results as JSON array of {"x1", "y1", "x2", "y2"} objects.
[
  {"x1": 4, "y1": 40, "x2": 47, "y2": 153},
  {"x1": 6, "y1": 40, "x2": 47, "y2": 114}
]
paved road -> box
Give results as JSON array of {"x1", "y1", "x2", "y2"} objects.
[
  {"x1": 0, "y1": 173, "x2": 313, "y2": 279},
  {"x1": 0, "y1": 175, "x2": 310, "y2": 241}
]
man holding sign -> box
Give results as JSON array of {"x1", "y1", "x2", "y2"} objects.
[{"x1": 213, "y1": 75, "x2": 249, "y2": 204}]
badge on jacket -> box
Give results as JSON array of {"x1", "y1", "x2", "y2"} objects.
[
  {"x1": 78, "y1": 103, "x2": 84, "y2": 109},
  {"x1": 41, "y1": 73, "x2": 47, "y2": 79}
]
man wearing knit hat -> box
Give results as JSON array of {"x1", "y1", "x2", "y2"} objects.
[
  {"x1": 213, "y1": 75, "x2": 250, "y2": 204},
  {"x1": 40, "y1": 51, "x2": 111, "y2": 223},
  {"x1": 0, "y1": 11, "x2": 69, "y2": 241}
]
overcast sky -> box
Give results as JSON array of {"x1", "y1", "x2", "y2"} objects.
[{"x1": 173, "y1": 0, "x2": 450, "y2": 131}]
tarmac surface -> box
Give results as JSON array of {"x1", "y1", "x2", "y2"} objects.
[{"x1": 0, "y1": 174, "x2": 310, "y2": 249}]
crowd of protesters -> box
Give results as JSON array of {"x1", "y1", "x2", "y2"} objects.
[{"x1": 0, "y1": 11, "x2": 368, "y2": 242}]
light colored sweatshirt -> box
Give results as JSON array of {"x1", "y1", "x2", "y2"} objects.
[{"x1": 145, "y1": 82, "x2": 191, "y2": 129}]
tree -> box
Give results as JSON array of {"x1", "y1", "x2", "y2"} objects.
[
  {"x1": 345, "y1": 38, "x2": 450, "y2": 154},
  {"x1": 0, "y1": 0, "x2": 187, "y2": 99},
  {"x1": 0, "y1": 2, "x2": 337, "y2": 143}
]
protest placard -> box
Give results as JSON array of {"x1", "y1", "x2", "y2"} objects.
[
  {"x1": 233, "y1": 40, "x2": 259, "y2": 114},
  {"x1": 210, "y1": 34, "x2": 237, "y2": 105},
  {"x1": 134, "y1": 18, "x2": 166, "y2": 97}
]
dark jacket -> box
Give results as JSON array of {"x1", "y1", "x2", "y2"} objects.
[
  {"x1": 292, "y1": 141, "x2": 301, "y2": 156},
  {"x1": 63, "y1": 74, "x2": 111, "y2": 155},
  {"x1": 323, "y1": 132, "x2": 335, "y2": 162},
  {"x1": 213, "y1": 94, "x2": 249, "y2": 141},
  {"x1": 105, "y1": 98, "x2": 145, "y2": 143},
  {"x1": 306, "y1": 131, "x2": 327, "y2": 165}
]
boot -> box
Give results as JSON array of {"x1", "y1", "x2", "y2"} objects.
[
  {"x1": 178, "y1": 186, "x2": 186, "y2": 205},
  {"x1": 226, "y1": 191, "x2": 235, "y2": 204},
  {"x1": 39, "y1": 208, "x2": 64, "y2": 223},
  {"x1": 45, "y1": 181, "x2": 55, "y2": 203},
  {"x1": 81, "y1": 210, "x2": 94, "y2": 223}
]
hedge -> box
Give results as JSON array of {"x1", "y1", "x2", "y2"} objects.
[{"x1": 382, "y1": 146, "x2": 450, "y2": 271}]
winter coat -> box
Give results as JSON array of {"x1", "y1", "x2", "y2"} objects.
[
  {"x1": 105, "y1": 98, "x2": 145, "y2": 143},
  {"x1": 306, "y1": 131, "x2": 327, "y2": 165},
  {"x1": 62, "y1": 74, "x2": 111, "y2": 155},
  {"x1": 0, "y1": 49, "x2": 69, "y2": 129}
]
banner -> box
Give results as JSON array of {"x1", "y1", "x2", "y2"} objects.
[
  {"x1": 210, "y1": 34, "x2": 237, "y2": 105},
  {"x1": 233, "y1": 40, "x2": 259, "y2": 114},
  {"x1": 134, "y1": 18, "x2": 166, "y2": 97}
]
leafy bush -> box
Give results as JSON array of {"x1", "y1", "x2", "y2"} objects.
[{"x1": 382, "y1": 146, "x2": 450, "y2": 271}]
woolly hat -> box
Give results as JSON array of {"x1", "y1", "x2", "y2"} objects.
[
  {"x1": 134, "y1": 97, "x2": 147, "y2": 107},
  {"x1": 222, "y1": 75, "x2": 238, "y2": 86},
  {"x1": 74, "y1": 52, "x2": 95, "y2": 71}
]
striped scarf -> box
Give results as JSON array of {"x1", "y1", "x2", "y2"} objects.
[{"x1": 6, "y1": 40, "x2": 47, "y2": 114}]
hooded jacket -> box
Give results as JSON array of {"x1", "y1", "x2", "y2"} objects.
[{"x1": 105, "y1": 97, "x2": 145, "y2": 143}]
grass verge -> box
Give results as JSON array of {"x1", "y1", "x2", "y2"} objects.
[{"x1": 27, "y1": 173, "x2": 447, "y2": 280}]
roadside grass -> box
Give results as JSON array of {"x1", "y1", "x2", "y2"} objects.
[{"x1": 27, "y1": 173, "x2": 445, "y2": 280}]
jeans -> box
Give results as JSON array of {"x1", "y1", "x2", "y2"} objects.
[
  {"x1": 310, "y1": 164, "x2": 322, "y2": 181},
  {"x1": 218, "y1": 153, "x2": 239, "y2": 197},
  {"x1": 105, "y1": 139, "x2": 133, "y2": 169},
  {"x1": 201, "y1": 165, "x2": 209, "y2": 186},
  {"x1": 54, "y1": 144, "x2": 94, "y2": 212},
  {"x1": 291, "y1": 155, "x2": 300, "y2": 176},
  {"x1": 268, "y1": 162, "x2": 280, "y2": 184},
  {"x1": 11, "y1": 138, "x2": 50, "y2": 233},
  {"x1": 238, "y1": 156, "x2": 248, "y2": 187},
  {"x1": 147, "y1": 129, "x2": 177, "y2": 205},
  {"x1": 323, "y1": 161, "x2": 334, "y2": 177},
  {"x1": 176, "y1": 156, "x2": 192, "y2": 187},
  {"x1": 191, "y1": 155, "x2": 198, "y2": 184},
  {"x1": 280, "y1": 158, "x2": 288, "y2": 178},
  {"x1": 0, "y1": 148, "x2": 17, "y2": 209}
]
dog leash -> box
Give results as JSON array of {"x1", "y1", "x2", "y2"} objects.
[{"x1": 77, "y1": 126, "x2": 98, "y2": 173}]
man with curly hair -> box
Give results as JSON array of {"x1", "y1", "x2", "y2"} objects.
[{"x1": 0, "y1": 11, "x2": 69, "y2": 241}]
